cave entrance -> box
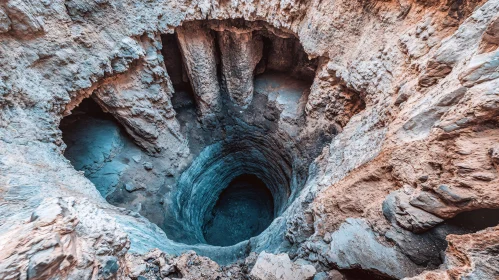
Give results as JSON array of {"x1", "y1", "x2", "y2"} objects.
[
  {"x1": 202, "y1": 174, "x2": 275, "y2": 246},
  {"x1": 160, "y1": 32, "x2": 196, "y2": 112},
  {"x1": 254, "y1": 29, "x2": 318, "y2": 83},
  {"x1": 59, "y1": 97, "x2": 131, "y2": 198}
]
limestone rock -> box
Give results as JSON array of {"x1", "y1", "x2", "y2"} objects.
[
  {"x1": 383, "y1": 187, "x2": 444, "y2": 233},
  {"x1": 4, "y1": 0, "x2": 44, "y2": 36},
  {"x1": 325, "y1": 219, "x2": 423, "y2": 279},
  {"x1": 434, "y1": 185, "x2": 474, "y2": 205},
  {"x1": 177, "y1": 21, "x2": 221, "y2": 123},
  {"x1": 98, "y1": 256, "x2": 120, "y2": 280},
  {"x1": 479, "y1": 15, "x2": 499, "y2": 53},
  {"x1": 489, "y1": 145, "x2": 499, "y2": 165},
  {"x1": 143, "y1": 162, "x2": 153, "y2": 171},
  {"x1": 0, "y1": 8, "x2": 12, "y2": 33},
  {"x1": 459, "y1": 50, "x2": 499, "y2": 87},
  {"x1": 406, "y1": 226, "x2": 499, "y2": 280},
  {"x1": 250, "y1": 252, "x2": 316, "y2": 280},
  {"x1": 125, "y1": 182, "x2": 145, "y2": 192},
  {"x1": 1, "y1": 0, "x2": 499, "y2": 279},
  {"x1": 92, "y1": 34, "x2": 189, "y2": 157},
  {"x1": 218, "y1": 30, "x2": 263, "y2": 108},
  {"x1": 409, "y1": 191, "x2": 450, "y2": 217},
  {"x1": 306, "y1": 61, "x2": 365, "y2": 127},
  {"x1": 64, "y1": 0, "x2": 111, "y2": 20},
  {"x1": 0, "y1": 197, "x2": 129, "y2": 280},
  {"x1": 418, "y1": 0, "x2": 499, "y2": 87},
  {"x1": 397, "y1": 86, "x2": 467, "y2": 141},
  {"x1": 61, "y1": 116, "x2": 126, "y2": 197}
]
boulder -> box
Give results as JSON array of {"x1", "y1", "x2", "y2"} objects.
[{"x1": 250, "y1": 252, "x2": 316, "y2": 280}]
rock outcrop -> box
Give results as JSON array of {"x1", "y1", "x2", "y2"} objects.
[
  {"x1": 1, "y1": 0, "x2": 499, "y2": 279},
  {"x1": 250, "y1": 251, "x2": 316, "y2": 280}
]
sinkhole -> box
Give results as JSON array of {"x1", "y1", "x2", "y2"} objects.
[
  {"x1": 52, "y1": 17, "x2": 499, "y2": 279},
  {"x1": 165, "y1": 129, "x2": 301, "y2": 246},
  {"x1": 60, "y1": 19, "x2": 327, "y2": 254}
]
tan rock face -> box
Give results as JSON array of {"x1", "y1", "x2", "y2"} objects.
[
  {"x1": 0, "y1": 197, "x2": 129, "y2": 280},
  {"x1": 1, "y1": 0, "x2": 499, "y2": 279}
]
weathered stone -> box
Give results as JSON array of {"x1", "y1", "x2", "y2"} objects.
[
  {"x1": 143, "y1": 162, "x2": 153, "y2": 171},
  {"x1": 92, "y1": 35, "x2": 189, "y2": 157},
  {"x1": 64, "y1": 0, "x2": 111, "y2": 20},
  {"x1": 418, "y1": 0, "x2": 499, "y2": 87},
  {"x1": 406, "y1": 226, "x2": 499, "y2": 280},
  {"x1": 4, "y1": 0, "x2": 44, "y2": 36},
  {"x1": 409, "y1": 192, "x2": 449, "y2": 217},
  {"x1": 383, "y1": 188, "x2": 444, "y2": 233},
  {"x1": 459, "y1": 50, "x2": 499, "y2": 87},
  {"x1": 479, "y1": 15, "x2": 499, "y2": 54},
  {"x1": 27, "y1": 247, "x2": 66, "y2": 280},
  {"x1": 397, "y1": 86, "x2": 467, "y2": 141},
  {"x1": 1, "y1": 1, "x2": 499, "y2": 280},
  {"x1": 0, "y1": 8, "x2": 12, "y2": 33},
  {"x1": 434, "y1": 185, "x2": 474, "y2": 204},
  {"x1": 325, "y1": 219, "x2": 423, "y2": 279},
  {"x1": 250, "y1": 252, "x2": 316, "y2": 280},
  {"x1": 489, "y1": 145, "x2": 499, "y2": 165},
  {"x1": 394, "y1": 82, "x2": 412, "y2": 106},
  {"x1": 177, "y1": 22, "x2": 221, "y2": 122},
  {"x1": 125, "y1": 182, "x2": 145, "y2": 192},
  {"x1": 305, "y1": 61, "x2": 364, "y2": 127},
  {"x1": 218, "y1": 30, "x2": 263, "y2": 108},
  {"x1": 98, "y1": 256, "x2": 120, "y2": 280}
]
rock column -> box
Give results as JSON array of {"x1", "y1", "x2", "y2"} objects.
[
  {"x1": 217, "y1": 30, "x2": 263, "y2": 108},
  {"x1": 176, "y1": 22, "x2": 221, "y2": 122}
]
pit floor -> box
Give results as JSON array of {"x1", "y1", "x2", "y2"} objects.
[{"x1": 202, "y1": 174, "x2": 275, "y2": 246}]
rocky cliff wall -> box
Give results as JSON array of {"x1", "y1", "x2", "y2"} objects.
[{"x1": 1, "y1": 0, "x2": 498, "y2": 279}]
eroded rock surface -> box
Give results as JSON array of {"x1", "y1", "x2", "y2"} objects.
[
  {"x1": 250, "y1": 251, "x2": 316, "y2": 280},
  {"x1": 1, "y1": 0, "x2": 499, "y2": 279},
  {"x1": 176, "y1": 21, "x2": 222, "y2": 123}
]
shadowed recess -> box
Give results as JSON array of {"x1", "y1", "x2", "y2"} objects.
[{"x1": 202, "y1": 174, "x2": 275, "y2": 246}]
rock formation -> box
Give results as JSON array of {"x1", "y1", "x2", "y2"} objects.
[{"x1": 1, "y1": 0, "x2": 498, "y2": 279}]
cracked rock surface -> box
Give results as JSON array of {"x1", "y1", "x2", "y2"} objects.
[{"x1": 1, "y1": 0, "x2": 499, "y2": 279}]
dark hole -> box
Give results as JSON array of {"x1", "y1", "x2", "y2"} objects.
[
  {"x1": 340, "y1": 268, "x2": 397, "y2": 280},
  {"x1": 160, "y1": 33, "x2": 196, "y2": 111},
  {"x1": 253, "y1": 30, "x2": 318, "y2": 83},
  {"x1": 59, "y1": 97, "x2": 130, "y2": 196},
  {"x1": 399, "y1": 208, "x2": 499, "y2": 268},
  {"x1": 444, "y1": 208, "x2": 499, "y2": 232},
  {"x1": 61, "y1": 97, "x2": 114, "y2": 123},
  {"x1": 161, "y1": 33, "x2": 187, "y2": 89},
  {"x1": 60, "y1": 97, "x2": 124, "y2": 149},
  {"x1": 202, "y1": 174, "x2": 275, "y2": 246}
]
